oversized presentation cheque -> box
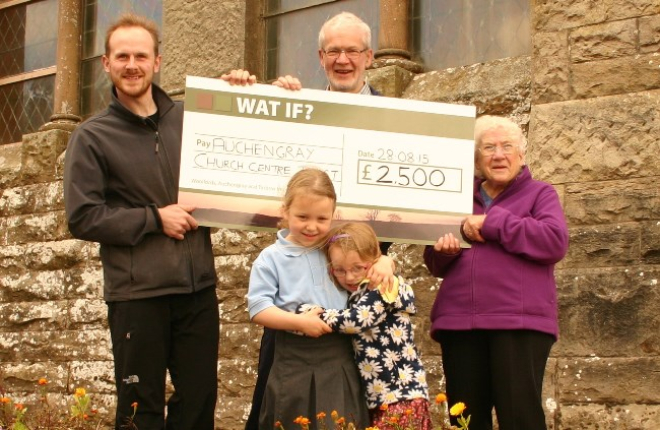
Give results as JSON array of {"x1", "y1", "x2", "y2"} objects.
[{"x1": 179, "y1": 76, "x2": 476, "y2": 245}]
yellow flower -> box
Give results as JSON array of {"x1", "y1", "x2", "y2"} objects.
[
  {"x1": 38, "y1": 378, "x2": 48, "y2": 386},
  {"x1": 435, "y1": 393, "x2": 447, "y2": 404},
  {"x1": 450, "y1": 402, "x2": 467, "y2": 416},
  {"x1": 74, "y1": 387, "x2": 86, "y2": 398}
]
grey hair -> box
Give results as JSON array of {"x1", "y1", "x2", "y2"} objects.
[
  {"x1": 474, "y1": 115, "x2": 528, "y2": 156},
  {"x1": 318, "y1": 12, "x2": 371, "y2": 50}
]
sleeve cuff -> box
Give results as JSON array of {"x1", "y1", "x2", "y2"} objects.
[{"x1": 148, "y1": 204, "x2": 163, "y2": 231}]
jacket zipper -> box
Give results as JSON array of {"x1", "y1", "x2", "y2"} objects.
[{"x1": 150, "y1": 117, "x2": 198, "y2": 292}]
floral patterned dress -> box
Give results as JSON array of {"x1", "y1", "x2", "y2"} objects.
[{"x1": 298, "y1": 276, "x2": 432, "y2": 429}]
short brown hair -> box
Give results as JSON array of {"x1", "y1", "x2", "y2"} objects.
[{"x1": 105, "y1": 13, "x2": 160, "y2": 56}]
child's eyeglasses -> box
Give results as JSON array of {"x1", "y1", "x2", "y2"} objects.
[{"x1": 331, "y1": 265, "x2": 370, "y2": 278}]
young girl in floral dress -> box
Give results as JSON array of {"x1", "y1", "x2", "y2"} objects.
[{"x1": 299, "y1": 222, "x2": 433, "y2": 429}]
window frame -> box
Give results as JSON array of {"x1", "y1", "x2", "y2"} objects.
[{"x1": 0, "y1": 0, "x2": 58, "y2": 144}]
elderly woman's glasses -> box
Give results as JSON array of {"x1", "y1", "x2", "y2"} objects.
[
  {"x1": 322, "y1": 48, "x2": 368, "y2": 60},
  {"x1": 479, "y1": 143, "x2": 518, "y2": 156}
]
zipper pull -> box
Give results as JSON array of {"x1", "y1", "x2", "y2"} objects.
[{"x1": 155, "y1": 131, "x2": 160, "y2": 153}]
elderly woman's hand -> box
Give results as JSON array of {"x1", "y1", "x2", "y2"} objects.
[
  {"x1": 433, "y1": 233, "x2": 461, "y2": 255},
  {"x1": 463, "y1": 215, "x2": 486, "y2": 243}
]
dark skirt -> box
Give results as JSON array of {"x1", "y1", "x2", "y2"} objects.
[{"x1": 259, "y1": 331, "x2": 369, "y2": 430}]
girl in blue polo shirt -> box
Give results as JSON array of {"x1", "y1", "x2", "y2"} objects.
[{"x1": 247, "y1": 169, "x2": 394, "y2": 429}]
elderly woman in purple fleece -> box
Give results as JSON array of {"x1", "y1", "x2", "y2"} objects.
[{"x1": 424, "y1": 115, "x2": 569, "y2": 430}]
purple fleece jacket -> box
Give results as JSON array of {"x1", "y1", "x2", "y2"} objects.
[{"x1": 424, "y1": 166, "x2": 569, "y2": 340}]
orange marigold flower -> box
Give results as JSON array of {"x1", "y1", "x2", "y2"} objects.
[
  {"x1": 74, "y1": 388, "x2": 86, "y2": 398},
  {"x1": 0, "y1": 397, "x2": 10, "y2": 404},
  {"x1": 38, "y1": 378, "x2": 48, "y2": 386},
  {"x1": 331, "y1": 410, "x2": 339, "y2": 421},
  {"x1": 131, "y1": 401, "x2": 138, "y2": 408},
  {"x1": 379, "y1": 404, "x2": 388, "y2": 411},
  {"x1": 316, "y1": 411, "x2": 326, "y2": 419},
  {"x1": 387, "y1": 416, "x2": 399, "y2": 424},
  {"x1": 336, "y1": 417, "x2": 345, "y2": 424},
  {"x1": 405, "y1": 408, "x2": 413, "y2": 416},
  {"x1": 15, "y1": 403, "x2": 24, "y2": 410},
  {"x1": 435, "y1": 393, "x2": 447, "y2": 404},
  {"x1": 274, "y1": 421, "x2": 282, "y2": 428},
  {"x1": 449, "y1": 402, "x2": 467, "y2": 416}
]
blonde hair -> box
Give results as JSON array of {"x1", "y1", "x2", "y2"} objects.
[
  {"x1": 279, "y1": 168, "x2": 337, "y2": 229},
  {"x1": 324, "y1": 223, "x2": 381, "y2": 272},
  {"x1": 105, "y1": 13, "x2": 160, "y2": 56},
  {"x1": 318, "y1": 12, "x2": 371, "y2": 50}
]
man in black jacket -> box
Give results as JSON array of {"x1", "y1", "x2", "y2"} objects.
[{"x1": 64, "y1": 13, "x2": 218, "y2": 430}]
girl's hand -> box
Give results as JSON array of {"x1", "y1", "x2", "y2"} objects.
[
  {"x1": 433, "y1": 233, "x2": 462, "y2": 255},
  {"x1": 366, "y1": 255, "x2": 395, "y2": 292},
  {"x1": 298, "y1": 309, "x2": 332, "y2": 338}
]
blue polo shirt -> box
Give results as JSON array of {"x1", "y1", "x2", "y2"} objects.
[{"x1": 248, "y1": 229, "x2": 348, "y2": 319}]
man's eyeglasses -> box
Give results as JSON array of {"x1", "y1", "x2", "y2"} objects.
[
  {"x1": 331, "y1": 265, "x2": 370, "y2": 278},
  {"x1": 322, "y1": 48, "x2": 368, "y2": 60},
  {"x1": 479, "y1": 143, "x2": 519, "y2": 157}
]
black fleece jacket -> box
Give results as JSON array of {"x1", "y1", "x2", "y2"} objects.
[{"x1": 64, "y1": 84, "x2": 216, "y2": 301}]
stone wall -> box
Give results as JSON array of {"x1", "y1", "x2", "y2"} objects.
[{"x1": 0, "y1": 0, "x2": 659, "y2": 429}]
